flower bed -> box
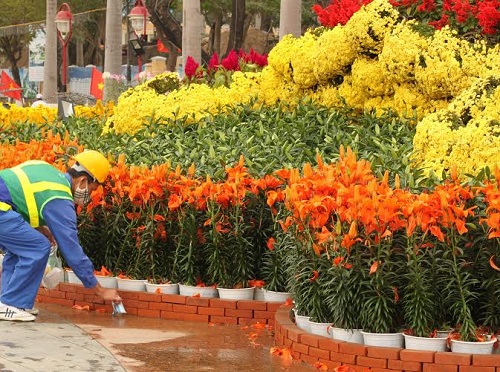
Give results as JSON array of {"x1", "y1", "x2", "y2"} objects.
[{"x1": 273, "y1": 306, "x2": 500, "y2": 371}]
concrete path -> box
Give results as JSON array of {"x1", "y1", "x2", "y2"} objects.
[{"x1": 0, "y1": 303, "x2": 315, "y2": 372}]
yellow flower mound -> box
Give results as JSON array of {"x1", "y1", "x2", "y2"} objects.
[
  {"x1": 414, "y1": 27, "x2": 482, "y2": 100},
  {"x1": 379, "y1": 21, "x2": 428, "y2": 85},
  {"x1": 346, "y1": 0, "x2": 399, "y2": 55},
  {"x1": 258, "y1": 67, "x2": 302, "y2": 107},
  {"x1": 311, "y1": 26, "x2": 357, "y2": 84},
  {"x1": 351, "y1": 57, "x2": 393, "y2": 98},
  {"x1": 289, "y1": 31, "x2": 320, "y2": 89},
  {"x1": 104, "y1": 75, "x2": 260, "y2": 134},
  {"x1": 0, "y1": 101, "x2": 112, "y2": 128},
  {"x1": 267, "y1": 35, "x2": 295, "y2": 82},
  {"x1": 413, "y1": 77, "x2": 500, "y2": 176}
]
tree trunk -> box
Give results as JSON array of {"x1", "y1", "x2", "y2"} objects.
[
  {"x1": 103, "y1": 0, "x2": 123, "y2": 102},
  {"x1": 76, "y1": 38, "x2": 84, "y2": 66},
  {"x1": 225, "y1": 0, "x2": 246, "y2": 56},
  {"x1": 279, "y1": 0, "x2": 302, "y2": 40},
  {"x1": 0, "y1": 36, "x2": 22, "y2": 86},
  {"x1": 208, "y1": 13, "x2": 222, "y2": 55},
  {"x1": 182, "y1": 0, "x2": 202, "y2": 70},
  {"x1": 165, "y1": 45, "x2": 179, "y2": 72},
  {"x1": 44, "y1": 0, "x2": 58, "y2": 103},
  {"x1": 147, "y1": 2, "x2": 183, "y2": 72}
]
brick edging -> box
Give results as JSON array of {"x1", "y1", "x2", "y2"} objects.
[
  {"x1": 273, "y1": 305, "x2": 500, "y2": 371},
  {"x1": 36, "y1": 283, "x2": 280, "y2": 326}
]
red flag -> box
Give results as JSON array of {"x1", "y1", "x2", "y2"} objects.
[
  {"x1": 157, "y1": 39, "x2": 169, "y2": 53},
  {"x1": 0, "y1": 71, "x2": 22, "y2": 101},
  {"x1": 90, "y1": 67, "x2": 104, "y2": 100}
]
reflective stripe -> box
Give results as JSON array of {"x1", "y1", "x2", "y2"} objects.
[
  {"x1": 11, "y1": 166, "x2": 39, "y2": 226},
  {"x1": 31, "y1": 181, "x2": 72, "y2": 195},
  {"x1": 0, "y1": 201, "x2": 11, "y2": 211}
]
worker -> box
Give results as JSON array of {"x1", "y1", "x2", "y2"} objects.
[
  {"x1": 0, "y1": 150, "x2": 122, "y2": 321},
  {"x1": 31, "y1": 93, "x2": 47, "y2": 108}
]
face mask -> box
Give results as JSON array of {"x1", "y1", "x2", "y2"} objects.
[{"x1": 73, "y1": 183, "x2": 90, "y2": 206}]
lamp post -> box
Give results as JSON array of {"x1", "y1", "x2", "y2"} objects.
[
  {"x1": 55, "y1": 3, "x2": 73, "y2": 93},
  {"x1": 128, "y1": 0, "x2": 148, "y2": 74}
]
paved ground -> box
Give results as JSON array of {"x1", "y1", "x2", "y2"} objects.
[{"x1": 0, "y1": 303, "x2": 315, "y2": 372}]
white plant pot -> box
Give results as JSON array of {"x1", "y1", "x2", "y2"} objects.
[
  {"x1": 450, "y1": 338, "x2": 496, "y2": 354},
  {"x1": 178, "y1": 284, "x2": 218, "y2": 298},
  {"x1": 262, "y1": 289, "x2": 291, "y2": 303},
  {"x1": 436, "y1": 330, "x2": 453, "y2": 338},
  {"x1": 331, "y1": 327, "x2": 364, "y2": 344},
  {"x1": 309, "y1": 321, "x2": 332, "y2": 338},
  {"x1": 96, "y1": 275, "x2": 117, "y2": 289},
  {"x1": 116, "y1": 277, "x2": 146, "y2": 292},
  {"x1": 253, "y1": 287, "x2": 265, "y2": 301},
  {"x1": 403, "y1": 334, "x2": 448, "y2": 351},
  {"x1": 144, "y1": 281, "x2": 179, "y2": 294},
  {"x1": 66, "y1": 270, "x2": 83, "y2": 285},
  {"x1": 217, "y1": 287, "x2": 255, "y2": 300},
  {"x1": 361, "y1": 331, "x2": 405, "y2": 348},
  {"x1": 293, "y1": 309, "x2": 311, "y2": 333}
]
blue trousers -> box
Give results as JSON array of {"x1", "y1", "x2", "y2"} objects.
[{"x1": 0, "y1": 210, "x2": 51, "y2": 309}]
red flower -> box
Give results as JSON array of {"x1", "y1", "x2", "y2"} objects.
[
  {"x1": 221, "y1": 50, "x2": 240, "y2": 71},
  {"x1": 476, "y1": 0, "x2": 500, "y2": 35},
  {"x1": 184, "y1": 56, "x2": 200, "y2": 79},
  {"x1": 208, "y1": 52, "x2": 220, "y2": 72}
]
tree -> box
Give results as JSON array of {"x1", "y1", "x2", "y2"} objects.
[
  {"x1": 103, "y1": 0, "x2": 123, "y2": 102},
  {"x1": 43, "y1": 0, "x2": 57, "y2": 102},
  {"x1": 279, "y1": 0, "x2": 302, "y2": 40},
  {"x1": 225, "y1": 0, "x2": 245, "y2": 56},
  {"x1": 182, "y1": 0, "x2": 202, "y2": 67},
  {"x1": 146, "y1": 0, "x2": 183, "y2": 72},
  {"x1": 0, "y1": 0, "x2": 41, "y2": 87}
]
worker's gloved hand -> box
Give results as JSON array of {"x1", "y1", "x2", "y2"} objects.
[
  {"x1": 94, "y1": 283, "x2": 122, "y2": 303},
  {"x1": 102, "y1": 288, "x2": 122, "y2": 303}
]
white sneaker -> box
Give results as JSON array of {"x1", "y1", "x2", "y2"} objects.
[
  {"x1": 22, "y1": 307, "x2": 39, "y2": 316},
  {"x1": 0, "y1": 305, "x2": 36, "y2": 322}
]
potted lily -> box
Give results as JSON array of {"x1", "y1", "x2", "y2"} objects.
[
  {"x1": 202, "y1": 159, "x2": 257, "y2": 300},
  {"x1": 401, "y1": 238, "x2": 449, "y2": 351},
  {"x1": 94, "y1": 265, "x2": 117, "y2": 289},
  {"x1": 359, "y1": 230, "x2": 405, "y2": 348},
  {"x1": 325, "y1": 248, "x2": 365, "y2": 344},
  {"x1": 260, "y1": 232, "x2": 292, "y2": 303}
]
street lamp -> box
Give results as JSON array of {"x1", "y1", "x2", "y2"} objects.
[
  {"x1": 55, "y1": 3, "x2": 73, "y2": 93},
  {"x1": 128, "y1": 0, "x2": 149, "y2": 74}
]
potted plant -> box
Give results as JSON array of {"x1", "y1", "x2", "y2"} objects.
[
  {"x1": 260, "y1": 231, "x2": 292, "y2": 302},
  {"x1": 144, "y1": 277, "x2": 179, "y2": 294},
  {"x1": 325, "y1": 249, "x2": 365, "y2": 344},
  {"x1": 360, "y1": 232, "x2": 405, "y2": 348},
  {"x1": 401, "y1": 237, "x2": 448, "y2": 351},
  {"x1": 94, "y1": 265, "x2": 117, "y2": 289},
  {"x1": 202, "y1": 163, "x2": 257, "y2": 300}
]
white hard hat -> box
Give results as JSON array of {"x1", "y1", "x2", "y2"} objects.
[{"x1": 36, "y1": 93, "x2": 43, "y2": 99}]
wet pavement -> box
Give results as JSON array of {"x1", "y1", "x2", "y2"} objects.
[{"x1": 0, "y1": 303, "x2": 316, "y2": 372}]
